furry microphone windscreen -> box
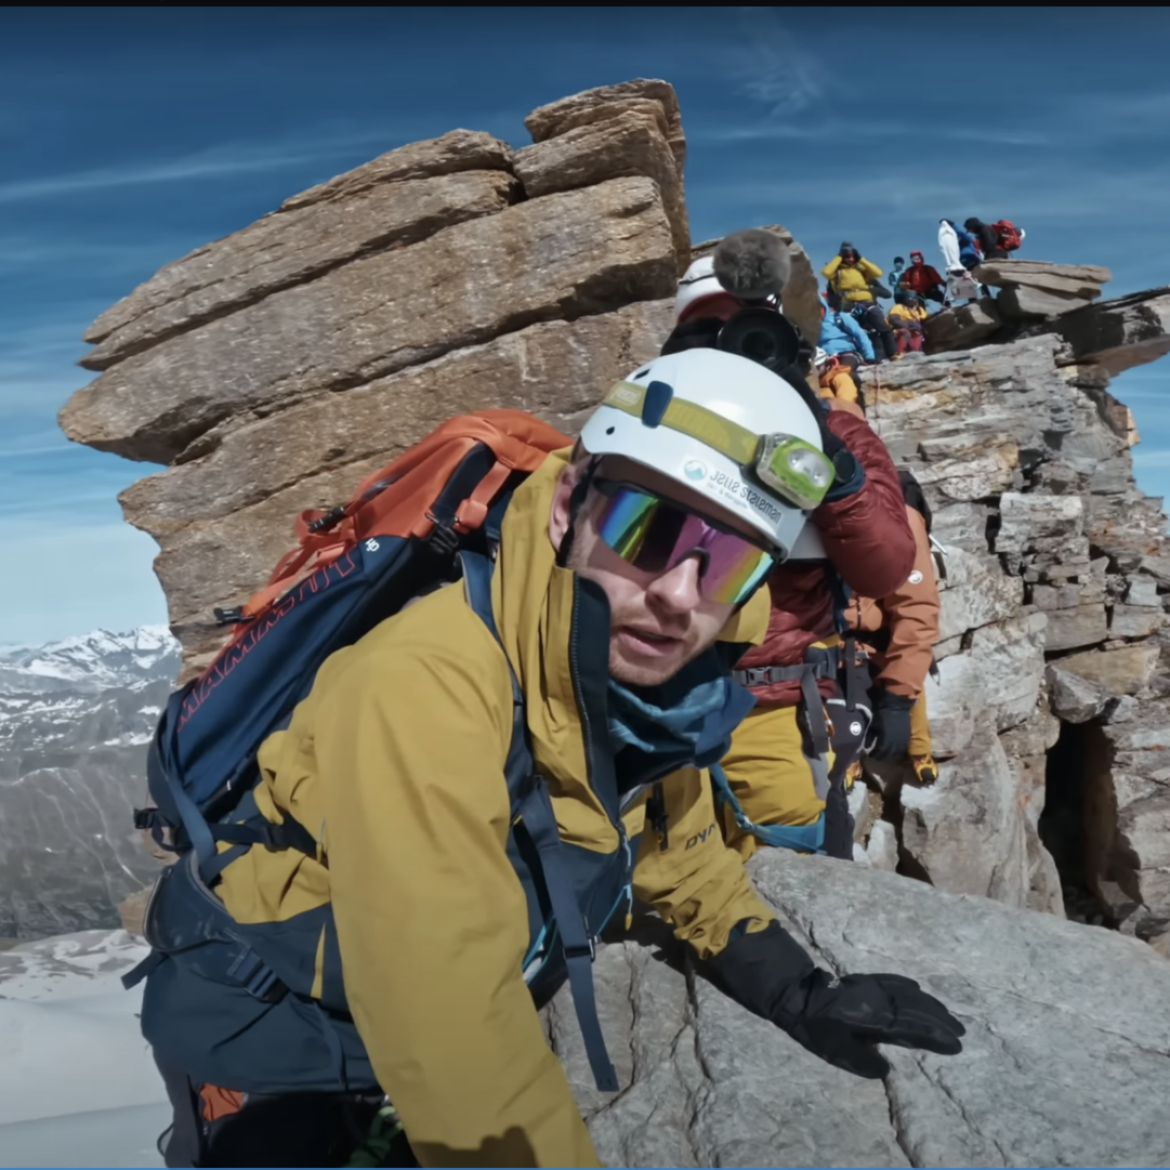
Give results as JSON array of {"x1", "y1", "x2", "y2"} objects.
[{"x1": 712, "y1": 229, "x2": 792, "y2": 300}]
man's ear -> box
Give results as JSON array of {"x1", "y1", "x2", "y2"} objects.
[{"x1": 549, "y1": 462, "x2": 582, "y2": 553}]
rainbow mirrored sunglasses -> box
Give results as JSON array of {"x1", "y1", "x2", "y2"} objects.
[
  {"x1": 602, "y1": 381, "x2": 834, "y2": 511},
  {"x1": 592, "y1": 479, "x2": 777, "y2": 606}
]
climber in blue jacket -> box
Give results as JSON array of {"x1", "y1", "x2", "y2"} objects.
[
  {"x1": 818, "y1": 293, "x2": 875, "y2": 362},
  {"x1": 951, "y1": 221, "x2": 982, "y2": 270}
]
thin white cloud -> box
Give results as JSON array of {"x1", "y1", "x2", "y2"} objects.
[
  {"x1": 0, "y1": 128, "x2": 405, "y2": 206},
  {"x1": 729, "y1": 7, "x2": 824, "y2": 117}
]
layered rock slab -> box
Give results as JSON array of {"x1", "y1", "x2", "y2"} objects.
[
  {"x1": 123, "y1": 300, "x2": 674, "y2": 668},
  {"x1": 61, "y1": 176, "x2": 676, "y2": 464},
  {"x1": 552, "y1": 851, "x2": 1170, "y2": 1168},
  {"x1": 81, "y1": 166, "x2": 516, "y2": 371}
]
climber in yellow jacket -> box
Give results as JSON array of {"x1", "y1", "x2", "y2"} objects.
[
  {"x1": 145, "y1": 349, "x2": 963, "y2": 1169},
  {"x1": 887, "y1": 291, "x2": 929, "y2": 356},
  {"x1": 822, "y1": 243, "x2": 896, "y2": 360}
]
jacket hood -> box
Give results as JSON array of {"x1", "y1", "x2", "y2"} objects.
[
  {"x1": 490, "y1": 449, "x2": 767, "y2": 845},
  {"x1": 910, "y1": 251, "x2": 924, "y2": 263}
]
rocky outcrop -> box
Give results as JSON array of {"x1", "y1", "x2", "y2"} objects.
[
  {"x1": 552, "y1": 850, "x2": 1170, "y2": 1168},
  {"x1": 59, "y1": 80, "x2": 686, "y2": 674},
  {"x1": 857, "y1": 329, "x2": 1170, "y2": 936},
  {"x1": 922, "y1": 298, "x2": 1001, "y2": 352},
  {"x1": 1057, "y1": 286, "x2": 1170, "y2": 376},
  {"x1": 973, "y1": 258, "x2": 1112, "y2": 320}
]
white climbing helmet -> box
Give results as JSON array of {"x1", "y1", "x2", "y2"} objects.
[
  {"x1": 673, "y1": 255, "x2": 724, "y2": 322},
  {"x1": 578, "y1": 348, "x2": 833, "y2": 557}
]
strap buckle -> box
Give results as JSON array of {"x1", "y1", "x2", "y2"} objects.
[{"x1": 564, "y1": 933, "x2": 596, "y2": 963}]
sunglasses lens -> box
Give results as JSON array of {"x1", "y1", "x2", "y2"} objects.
[
  {"x1": 701, "y1": 538, "x2": 775, "y2": 604},
  {"x1": 595, "y1": 485, "x2": 774, "y2": 605}
]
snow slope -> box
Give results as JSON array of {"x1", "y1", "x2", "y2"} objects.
[{"x1": 0, "y1": 930, "x2": 168, "y2": 1168}]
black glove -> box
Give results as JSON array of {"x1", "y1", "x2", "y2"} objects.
[
  {"x1": 869, "y1": 688, "x2": 915, "y2": 758},
  {"x1": 775, "y1": 969, "x2": 965, "y2": 1078},
  {"x1": 703, "y1": 922, "x2": 965, "y2": 1079},
  {"x1": 818, "y1": 425, "x2": 863, "y2": 501}
]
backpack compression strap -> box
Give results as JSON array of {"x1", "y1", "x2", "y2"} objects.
[{"x1": 459, "y1": 551, "x2": 619, "y2": 1093}]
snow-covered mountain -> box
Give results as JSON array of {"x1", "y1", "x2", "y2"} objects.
[
  {"x1": 0, "y1": 625, "x2": 178, "y2": 695},
  {"x1": 0, "y1": 626, "x2": 180, "y2": 941}
]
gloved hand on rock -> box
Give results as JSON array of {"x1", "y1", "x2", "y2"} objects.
[
  {"x1": 772, "y1": 968, "x2": 965, "y2": 1078},
  {"x1": 868, "y1": 687, "x2": 915, "y2": 758},
  {"x1": 703, "y1": 921, "x2": 965, "y2": 1079}
]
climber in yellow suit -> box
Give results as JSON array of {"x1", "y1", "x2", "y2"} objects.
[{"x1": 142, "y1": 350, "x2": 963, "y2": 1168}]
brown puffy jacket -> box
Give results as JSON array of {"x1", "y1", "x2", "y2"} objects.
[
  {"x1": 738, "y1": 402, "x2": 916, "y2": 706},
  {"x1": 843, "y1": 504, "x2": 939, "y2": 698}
]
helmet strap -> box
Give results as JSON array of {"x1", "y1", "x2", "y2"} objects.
[{"x1": 555, "y1": 456, "x2": 601, "y2": 569}]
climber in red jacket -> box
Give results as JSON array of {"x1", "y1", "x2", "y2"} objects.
[
  {"x1": 666, "y1": 233, "x2": 917, "y2": 864},
  {"x1": 902, "y1": 251, "x2": 945, "y2": 305}
]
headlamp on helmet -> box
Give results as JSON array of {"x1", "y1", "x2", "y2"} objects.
[{"x1": 756, "y1": 434, "x2": 835, "y2": 511}]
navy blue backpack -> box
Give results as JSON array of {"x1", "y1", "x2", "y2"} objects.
[{"x1": 127, "y1": 412, "x2": 621, "y2": 1097}]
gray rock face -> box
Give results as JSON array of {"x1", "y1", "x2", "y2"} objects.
[
  {"x1": 856, "y1": 331, "x2": 1170, "y2": 924},
  {"x1": 1058, "y1": 287, "x2": 1170, "y2": 376},
  {"x1": 550, "y1": 851, "x2": 1170, "y2": 1168},
  {"x1": 81, "y1": 168, "x2": 516, "y2": 372},
  {"x1": 922, "y1": 299, "x2": 1001, "y2": 352},
  {"x1": 514, "y1": 106, "x2": 689, "y2": 274},
  {"x1": 121, "y1": 300, "x2": 675, "y2": 669},
  {"x1": 998, "y1": 283, "x2": 1098, "y2": 320}
]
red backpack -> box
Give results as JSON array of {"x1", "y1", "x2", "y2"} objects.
[{"x1": 993, "y1": 220, "x2": 1023, "y2": 252}]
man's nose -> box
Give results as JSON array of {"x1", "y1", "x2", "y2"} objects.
[{"x1": 648, "y1": 553, "x2": 705, "y2": 611}]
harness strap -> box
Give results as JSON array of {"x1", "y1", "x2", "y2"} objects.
[
  {"x1": 733, "y1": 645, "x2": 841, "y2": 688},
  {"x1": 800, "y1": 671, "x2": 831, "y2": 758}
]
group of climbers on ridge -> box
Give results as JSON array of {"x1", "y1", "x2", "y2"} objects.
[
  {"x1": 129, "y1": 228, "x2": 965, "y2": 1168},
  {"x1": 818, "y1": 215, "x2": 1024, "y2": 366}
]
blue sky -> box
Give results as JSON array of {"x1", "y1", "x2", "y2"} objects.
[{"x1": 3, "y1": 7, "x2": 1169, "y2": 644}]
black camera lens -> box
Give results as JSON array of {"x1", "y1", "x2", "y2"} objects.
[{"x1": 716, "y1": 307, "x2": 802, "y2": 374}]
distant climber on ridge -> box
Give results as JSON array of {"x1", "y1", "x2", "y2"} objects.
[
  {"x1": 822, "y1": 243, "x2": 897, "y2": 361},
  {"x1": 843, "y1": 468, "x2": 942, "y2": 789},
  {"x1": 818, "y1": 292, "x2": 874, "y2": 365},
  {"x1": 889, "y1": 256, "x2": 907, "y2": 295},
  {"x1": 902, "y1": 251, "x2": 946, "y2": 305},
  {"x1": 887, "y1": 290, "x2": 928, "y2": 356},
  {"x1": 965, "y1": 216, "x2": 1024, "y2": 262}
]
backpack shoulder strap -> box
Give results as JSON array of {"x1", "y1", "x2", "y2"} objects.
[{"x1": 458, "y1": 550, "x2": 619, "y2": 1093}]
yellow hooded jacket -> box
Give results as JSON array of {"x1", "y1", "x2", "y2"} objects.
[
  {"x1": 212, "y1": 450, "x2": 775, "y2": 1167},
  {"x1": 821, "y1": 254, "x2": 883, "y2": 303}
]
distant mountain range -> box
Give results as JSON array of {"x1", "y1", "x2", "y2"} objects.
[{"x1": 0, "y1": 627, "x2": 179, "y2": 940}]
